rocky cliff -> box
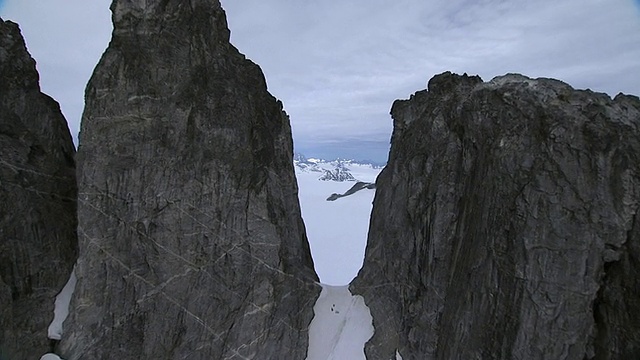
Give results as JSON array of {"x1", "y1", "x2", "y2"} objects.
[
  {"x1": 0, "y1": 19, "x2": 77, "y2": 359},
  {"x1": 59, "y1": 1, "x2": 319, "y2": 359},
  {"x1": 352, "y1": 72, "x2": 640, "y2": 359}
]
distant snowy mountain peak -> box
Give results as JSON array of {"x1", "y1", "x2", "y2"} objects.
[
  {"x1": 293, "y1": 153, "x2": 385, "y2": 183},
  {"x1": 293, "y1": 153, "x2": 307, "y2": 162},
  {"x1": 295, "y1": 162, "x2": 324, "y2": 173},
  {"x1": 319, "y1": 167, "x2": 356, "y2": 182}
]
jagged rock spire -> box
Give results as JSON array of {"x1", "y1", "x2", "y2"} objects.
[{"x1": 60, "y1": 1, "x2": 319, "y2": 358}]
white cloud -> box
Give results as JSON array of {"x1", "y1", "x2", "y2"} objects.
[
  {"x1": 223, "y1": 0, "x2": 640, "y2": 160},
  {"x1": 2, "y1": 0, "x2": 638, "y2": 160}
]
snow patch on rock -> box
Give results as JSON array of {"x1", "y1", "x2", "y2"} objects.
[
  {"x1": 48, "y1": 267, "x2": 77, "y2": 340},
  {"x1": 40, "y1": 354, "x2": 63, "y2": 360}
]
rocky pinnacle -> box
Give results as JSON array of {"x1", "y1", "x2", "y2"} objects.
[
  {"x1": 352, "y1": 72, "x2": 640, "y2": 359},
  {"x1": 0, "y1": 18, "x2": 77, "y2": 360},
  {"x1": 60, "y1": 1, "x2": 319, "y2": 359}
]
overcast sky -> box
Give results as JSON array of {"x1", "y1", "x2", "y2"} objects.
[{"x1": 1, "y1": 0, "x2": 639, "y2": 162}]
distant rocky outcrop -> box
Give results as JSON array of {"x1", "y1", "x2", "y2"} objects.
[
  {"x1": 320, "y1": 166, "x2": 356, "y2": 182},
  {"x1": 0, "y1": 19, "x2": 77, "y2": 360},
  {"x1": 294, "y1": 159, "x2": 324, "y2": 173},
  {"x1": 352, "y1": 72, "x2": 640, "y2": 359},
  {"x1": 327, "y1": 181, "x2": 375, "y2": 201},
  {"x1": 60, "y1": 1, "x2": 319, "y2": 359}
]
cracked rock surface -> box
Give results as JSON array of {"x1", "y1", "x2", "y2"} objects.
[
  {"x1": 60, "y1": 1, "x2": 319, "y2": 359},
  {"x1": 0, "y1": 18, "x2": 77, "y2": 360},
  {"x1": 352, "y1": 72, "x2": 640, "y2": 359}
]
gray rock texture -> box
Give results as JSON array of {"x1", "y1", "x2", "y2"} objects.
[
  {"x1": 326, "y1": 181, "x2": 375, "y2": 201},
  {"x1": 351, "y1": 72, "x2": 640, "y2": 359},
  {"x1": 0, "y1": 18, "x2": 77, "y2": 359},
  {"x1": 60, "y1": 1, "x2": 319, "y2": 359}
]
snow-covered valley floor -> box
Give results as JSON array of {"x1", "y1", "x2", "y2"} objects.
[
  {"x1": 297, "y1": 159, "x2": 382, "y2": 359},
  {"x1": 295, "y1": 160, "x2": 380, "y2": 285},
  {"x1": 306, "y1": 285, "x2": 374, "y2": 360}
]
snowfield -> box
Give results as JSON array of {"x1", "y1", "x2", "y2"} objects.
[
  {"x1": 295, "y1": 158, "x2": 382, "y2": 285},
  {"x1": 306, "y1": 285, "x2": 374, "y2": 360}
]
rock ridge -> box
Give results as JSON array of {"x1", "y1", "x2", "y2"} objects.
[
  {"x1": 352, "y1": 71, "x2": 640, "y2": 359},
  {"x1": 326, "y1": 182, "x2": 375, "y2": 201}
]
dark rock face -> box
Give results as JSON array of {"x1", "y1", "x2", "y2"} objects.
[
  {"x1": 326, "y1": 181, "x2": 375, "y2": 201},
  {"x1": 352, "y1": 72, "x2": 640, "y2": 359},
  {"x1": 60, "y1": 1, "x2": 319, "y2": 359},
  {"x1": 0, "y1": 19, "x2": 77, "y2": 359}
]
